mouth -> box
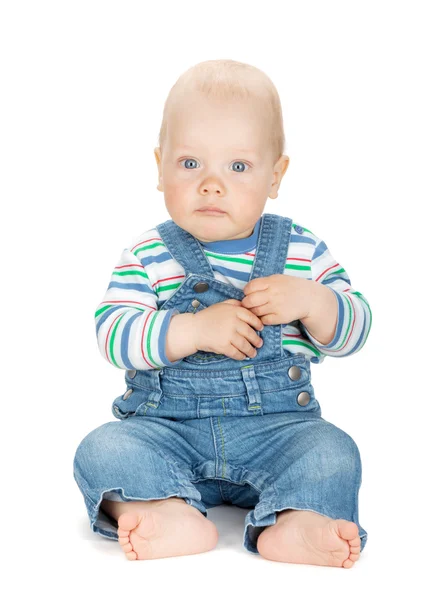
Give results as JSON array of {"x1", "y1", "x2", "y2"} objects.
[{"x1": 197, "y1": 207, "x2": 226, "y2": 215}]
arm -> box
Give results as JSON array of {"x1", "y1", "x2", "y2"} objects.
[
  {"x1": 299, "y1": 237, "x2": 372, "y2": 358},
  {"x1": 95, "y1": 247, "x2": 186, "y2": 370},
  {"x1": 165, "y1": 312, "x2": 198, "y2": 362}
]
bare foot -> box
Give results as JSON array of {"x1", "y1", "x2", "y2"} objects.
[
  {"x1": 112, "y1": 498, "x2": 218, "y2": 561},
  {"x1": 257, "y1": 509, "x2": 361, "y2": 568}
]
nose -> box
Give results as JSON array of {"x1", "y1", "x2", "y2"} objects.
[{"x1": 199, "y1": 177, "x2": 225, "y2": 196}]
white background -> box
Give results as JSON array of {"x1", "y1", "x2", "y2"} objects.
[{"x1": 1, "y1": 1, "x2": 432, "y2": 598}]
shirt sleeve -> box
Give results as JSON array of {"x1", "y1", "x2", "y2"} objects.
[
  {"x1": 299, "y1": 236, "x2": 372, "y2": 359},
  {"x1": 94, "y1": 247, "x2": 183, "y2": 370}
]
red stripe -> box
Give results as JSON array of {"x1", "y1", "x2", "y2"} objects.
[
  {"x1": 283, "y1": 333, "x2": 304, "y2": 338},
  {"x1": 100, "y1": 300, "x2": 155, "y2": 310},
  {"x1": 131, "y1": 237, "x2": 162, "y2": 252},
  {"x1": 152, "y1": 274, "x2": 185, "y2": 287},
  {"x1": 115, "y1": 264, "x2": 145, "y2": 270},
  {"x1": 316, "y1": 263, "x2": 340, "y2": 282},
  {"x1": 287, "y1": 257, "x2": 311, "y2": 262}
]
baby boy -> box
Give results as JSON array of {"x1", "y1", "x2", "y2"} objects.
[{"x1": 73, "y1": 59, "x2": 371, "y2": 567}]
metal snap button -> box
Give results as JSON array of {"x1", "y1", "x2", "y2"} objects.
[
  {"x1": 288, "y1": 366, "x2": 302, "y2": 381},
  {"x1": 127, "y1": 369, "x2": 136, "y2": 379},
  {"x1": 193, "y1": 282, "x2": 209, "y2": 293},
  {"x1": 191, "y1": 299, "x2": 200, "y2": 308},
  {"x1": 123, "y1": 388, "x2": 133, "y2": 400},
  {"x1": 297, "y1": 391, "x2": 310, "y2": 406}
]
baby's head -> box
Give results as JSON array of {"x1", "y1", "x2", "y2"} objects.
[{"x1": 154, "y1": 59, "x2": 289, "y2": 243}]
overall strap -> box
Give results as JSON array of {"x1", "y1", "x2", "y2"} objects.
[
  {"x1": 250, "y1": 213, "x2": 293, "y2": 280},
  {"x1": 156, "y1": 219, "x2": 214, "y2": 278}
]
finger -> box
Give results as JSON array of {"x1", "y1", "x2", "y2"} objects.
[
  {"x1": 248, "y1": 302, "x2": 271, "y2": 317},
  {"x1": 241, "y1": 322, "x2": 264, "y2": 348},
  {"x1": 244, "y1": 278, "x2": 269, "y2": 295},
  {"x1": 260, "y1": 313, "x2": 277, "y2": 325},
  {"x1": 233, "y1": 333, "x2": 257, "y2": 358},
  {"x1": 236, "y1": 309, "x2": 262, "y2": 332},
  {"x1": 242, "y1": 290, "x2": 269, "y2": 308},
  {"x1": 229, "y1": 342, "x2": 248, "y2": 361}
]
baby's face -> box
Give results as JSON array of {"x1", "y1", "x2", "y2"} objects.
[{"x1": 155, "y1": 92, "x2": 288, "y2": 243}]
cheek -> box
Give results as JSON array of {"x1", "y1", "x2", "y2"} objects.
[{"x1": 164, "y1": 178, "x2": 192, "y2": 203}]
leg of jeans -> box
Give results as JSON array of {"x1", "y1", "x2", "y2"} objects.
[
  {"x1": 73, "y1": 418, "x2": 207, "y2": 539},
  {"x1": 213, "y1": 413, "x2": 367, "y2": 554}
]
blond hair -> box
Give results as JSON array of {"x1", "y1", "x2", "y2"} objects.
[{"x1": 158, "y1": 59, "x2": 285, "y2": 163}]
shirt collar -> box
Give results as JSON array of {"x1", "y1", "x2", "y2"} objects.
[{"x1": 198, "y1": 216, "x2": 262, "y2": 254}]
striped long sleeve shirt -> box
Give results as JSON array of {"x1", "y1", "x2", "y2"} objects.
[{"x1": 95, "y1": 216, "x2": 372, "y2": 370}]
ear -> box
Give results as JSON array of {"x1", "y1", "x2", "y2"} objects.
[
  {"x1": 154, "y1": 147, "x2": 163, "y2": 192},
  {"x1": 268, "y1": 155, "x2": 290, "y2": 199}
]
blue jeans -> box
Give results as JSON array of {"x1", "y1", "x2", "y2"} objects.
[{"x1": 73, "y1": 362, "x2": 367, "y2": 554}]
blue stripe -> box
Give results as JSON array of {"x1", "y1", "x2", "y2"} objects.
[
  {"x1": 321, "y1": 274, "x2": 352, "y2": 286},
  {"x1": 159, "y1": 309, "x2": 183, "y2": 366},
  {"x1": 108, "y1": 281, "x2": 155, "y2": 294},
  {"x1": 139, "y1": 251, "x2": 174, "y2": 268},
  {"x1": 210, "y1": 263, "x2": 250, "y2": 282},
  {"x1": 312, "y1": 240, "x2": 328, "y2": 260},
  {"x1": 120, "y1": 312, "x2": 142, "y2": 369},
  {"x1": 96, "y1": 305, "x2": 130, "y2": 335},
  {"x1": 291, "y1": 234, "x2": 315, "y2": 246}
]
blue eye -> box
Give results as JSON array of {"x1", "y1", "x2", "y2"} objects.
[
  {"x1": 182, "y1": 158, "x2": 199, "y2": 169},
  {"x1": 231, "y1": 161, "x2": 248, "y2": 172}
]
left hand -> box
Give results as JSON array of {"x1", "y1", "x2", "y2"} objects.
[{"x1": 241, "y1": 274, "x2": 313, "y2": 326}]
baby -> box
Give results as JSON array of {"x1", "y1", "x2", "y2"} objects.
[{"x1": 74, "y1": 59, "x2": 371, "y2": 567}]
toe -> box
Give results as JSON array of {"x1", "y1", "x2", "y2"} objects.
[
  {"x1": 118, "y1": 512, "x2": 141, "y2": 534},
  {"x1": 122, "y1": 542, "x2": 133, "y2": 553},
  {"x1": 336, "y1": 519, "x2": 360, "y2": 542},
  {"x1": 118, "y1": 535, "x2": 130, "y2": 547},
  {"x1": 342, "y1": 558, "x2": 355, "y2": 569}
]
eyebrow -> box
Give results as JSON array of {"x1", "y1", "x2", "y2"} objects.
[{"x1": 175, "y1": 145, "x2": 260, "y2": 157}]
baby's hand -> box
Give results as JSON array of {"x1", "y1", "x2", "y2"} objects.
[{"x1": 191, "y1": 299, "x2": 264, "y2": 360}]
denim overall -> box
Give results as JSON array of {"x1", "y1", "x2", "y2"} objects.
[{"x1": 73, "y1": 213, "x2": 368, "y2": 554}]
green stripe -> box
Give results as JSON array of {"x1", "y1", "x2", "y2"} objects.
[
  {"x1": 95, "y1": 305, "x2": 113, "y2": 318},
  {"x1": 338, "y1": 293, "x2": 353, "y2": 350},
  {"x1": 155, "y1": 282, "x2": 182, "y2": 295},
  {"x1": 133, "y1": 241, "x2": 165, "y2": 256},
  {"x1": 112, "y1": 270, "x2": 149, "y2": 279},
  {"x1": 204, "y1": 251, "x2": 253, "y2": 265},
  {"x1": 322, "y1": 268, "x2": 346, "y2": 279},
  {"x1": 95, "y1": 304, "x2": 145, "y2": 318},
  {"x1": 109, "y1": 314, "x2": 125, "y2": 368},
  {"x1": 284, "y1": 263, "x2": 310, "y2": 271},
  {"x1": 146, "y1": 310, "x2": 161, "y2": 367},
  {"x1": 283, "y1": 339, "x2": 321, "y2": 357}
]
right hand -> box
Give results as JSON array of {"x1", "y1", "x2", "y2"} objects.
[{"x1": 191, "y1": 299, "x2": 264, "y2": 361}]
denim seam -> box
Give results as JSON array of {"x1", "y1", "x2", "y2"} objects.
[
  {"x1": 156, "y1": 358, "x2": 306, "y2": 378},
  {"x1": 217, "y1": 417, "x2": 227, "y2": 479},
  {"x1": 156, "y1": 383, "x2": 311, "y2": 399},
  {"x1": 221, "y1": 398, "x2": 226, "y2": 416},
  {"x1": 254, "y1": 500, "x2": 362, "y2": 523}
]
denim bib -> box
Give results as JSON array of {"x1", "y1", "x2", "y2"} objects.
[{"x1": 112, "y1": 213, "x2": 319, "y2": 420}]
